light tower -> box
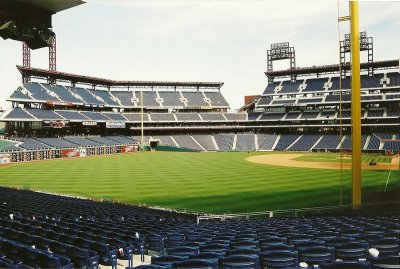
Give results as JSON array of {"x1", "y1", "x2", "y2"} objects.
[{"x1": 267, "y1": 42, "x2": 296, "y2": 82}]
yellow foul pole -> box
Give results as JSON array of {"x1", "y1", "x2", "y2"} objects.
[
  {"x1": 350, "y1": 0, "x2": 362, "y2": 208},
  {"x1": 140, "y1": 90, "x2": 144, "y2": 150}
]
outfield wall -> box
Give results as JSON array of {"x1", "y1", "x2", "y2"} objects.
[{"x1": 0, "y1": 144, "x2": 139, "y2": 164}]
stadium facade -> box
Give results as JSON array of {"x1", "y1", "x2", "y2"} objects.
[{"x1": 0, "y1": 55, "x2": 399, "y2": 163}]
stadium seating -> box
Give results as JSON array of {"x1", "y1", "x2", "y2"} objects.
[
  {"x1": 112, "y1": 91, "x2": 136, "y2": 107},
  {"x1": 124, "y1": 113, "x2": 150, "y2": 122},
  {"x1": 2, "y1": 107, "x2": 36, "y2": 120},
  {"x1": 279, "y1": 80, "x2": 303, "y2": 93},
  {"x1": 102, "y1": 112, "x2": 127, "y2": 121},
  {"x1": 175, "y1": 113, "x2": 202, "y2": 122},
  {"x1": 214, "y1": 134, "x2": 234, "y2": 151},
  {"x1": 313, "y1": 135, "x2": 341, "y2": 151},
  {"x1": 288, "y1": 135, "x2": 321, "y2": 151},
  {"x1": 285, "y1": 111, "x2": 301, "y2": 120},
  {"x1": 224, "y1": 113, "x2": 247, "y2": 121},
  {"x1": 152, "y1": 136, "x2": 177, "y2": 147},
  {"x1": 173, "y1": 136, "x2": 202, "y2": 151},
  {"x1": 8, "y1": 88, "x2": 34, "y2": 101},
  {"x1": 300, "y1": 111, "x2": 319, "y2": 119},
  {"x1": 191, "y1": 135, "x2": 217, "y2": 151},
  {"x1": 235, "y1": 133, "x2": 256, "y2": 151},
  {"x1": 274, "y1": 135, "x2": 300, "y2": 151},
  {"x1": 259, "y1": 113, "x2": 285, "y2": 121},
  {"x1": 68, "y1": 87, "x2": 105, "y2": 106},
  {"x1": 24, "y1": 82, "x2": 60, "y2": 102},
  {"x1": 204, "y1": 92, "x2": 229, "y2": 107},
  {"x1": 158, "y1": 92, "x2": 184, "y2": 107},
  {"x1": 80, "y1": 111, "x2": 110, "y2": 121},
  {"x1": 256, "y1": 98, "x2": 272, "y2": 106},
  {"x1": 92, "y1": 90, "x2": 120, "y2": 107},
  {"x1": 181, "y1": 92, "x2": 209, "y2": 107},
  {"x1": 341, "y1": 135, "x2": 368, "y2": 150},
  {"x1": 25, "y1": 108, "x2": 65, "y2": 120},
  {"x1": 151, "y1": 113, "x2": 176, "y2": 122},
  {"x1": 35, "y1": 138, "x2": 78, "y2": 148},
  {"x1": 200, "y1": 113, "x2": 226, "y2": 122},
  {"x1": 62, "y1": 137, "x2": 103, "y2": 147},
  {"x1": 387, "y1": 72, "x2": 400, "y2": 86},
  {"x1": 303, "y1": 78, "x2": 328, "y2": 92},
  {"x1": 257, "y1": 134, "x2": 278, "y2": 151},
  {"x1": 262, "y1": 82, "x2": 279, "y2": 95},
  {"x1": 55, "y1": 110, "x2": 89, "y2": 121},
  {"x1": 42, "y1": 84, "x2": 83, "y2": 104},
  {"x1": 0, "y1": 187, "x2": 399, "y2": 269}
]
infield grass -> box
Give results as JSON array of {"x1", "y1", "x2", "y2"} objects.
[{"x1": 0, "y1": 151, "x2": 398, "y2": 214}]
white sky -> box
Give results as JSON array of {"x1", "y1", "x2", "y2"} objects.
[{"x1": 0, "y1": 0, "x2": 399, "y2": 110}]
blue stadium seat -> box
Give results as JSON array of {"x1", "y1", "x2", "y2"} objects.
[
  {"x1": 335, "y1": 242, "x2": 369, "y2": 261},
  {"x1": 172, "y1": 259, "x2": 217, "y2": 269},
  {"x1": 319, "y1": 261, "x2": 372, "y2": 269},
  {"x1": 369, "y1": 255, "x2": 400, "y2": 269},
  {"x1": 189, "y1": 252, "x2": 220, "y2": 263},
  {"x1": 167, "y1": 247, "x2": 198, "y2": 258},
  {"x1": 297, "y1": 246, "x2": 335, "y2": 266},
  {"x1": 259, "y1": 250, "x2": 299, "y2": 268},
  {"x1": 220, "y1": 255, "x2": 259, "y2": 269},
  {"x1": 151, "y1": 255, "x2": 185, "y2": 267}
]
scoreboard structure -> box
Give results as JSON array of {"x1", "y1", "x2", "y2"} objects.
[{"x1": 267, "y1": 42, "x2": 296, "y2": 82}]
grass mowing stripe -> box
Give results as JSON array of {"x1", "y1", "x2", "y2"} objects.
[{"x1": 0, "y1": 152, "x2": 398, "y2": 213}]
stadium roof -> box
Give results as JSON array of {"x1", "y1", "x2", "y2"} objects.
[
  {"x1": 265, "y1": 59, "x2": 399, "y2": 78},
  {"x1": 17, "y1": 66, "x2": 224, "y2": 89},
  {"x1": 16, "y1": 0, "x2": 85, "y2": 13}
]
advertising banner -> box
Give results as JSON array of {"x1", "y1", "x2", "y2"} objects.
[
  {"x1": 122, "y1": 145, "x2": 139, "y2": 153},
  {"x1": 0, "y1": 154, "x2": 11, "y2": 164},
  {"x1": 106, "y1": 121, "x2": 126, "y2": 129},
  {"x1": 82, "y1": 121, "x2": 97, "y2": 126},
  {"x1": 61, "y1": 149, "x2": 80, "y2": 158},
  {"x1": 79, "y1": 148, "x2": 87, "y2": 157}
]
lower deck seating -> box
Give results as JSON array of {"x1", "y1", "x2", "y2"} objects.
[
  {"x1": 288, "y1": 135, "x2": 321, "y2": 151},
  {"x1": 274, "y1": 135, "x2": 300, "y2": 151},
  {"x1": 214, "y1": 134, "x2": 234, "y2": 151},
  {"x1": 1, "y1": 133, "x2": 397, "y2": 154},
  {"x1": 235, "y1": 134, "x2": 256, "y2": 151},
  {"x1": 191, "y1": 135, "x2": 217, "y2": 151},
  {"x1": 0, "y1": 188, "x2": 398, "y2": 269},
  {"x1": 173, "y1": 136, "x2": 202, "y2": 151},
  {"x1": 257, "y1": 134, "x2": 278, "y2": 150},
  {"x1": 313, "y1": 135, "x2": 341, "y2": 150}
]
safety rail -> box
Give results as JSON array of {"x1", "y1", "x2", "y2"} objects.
[{"x1": 196, "y1": 200, "x2": 399, "y2": 224}]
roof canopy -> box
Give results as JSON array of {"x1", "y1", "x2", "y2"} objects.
[
  {"x1": 16, "y1": 0, "x2": 85, "y2": 13},
  {"x1": 265, "y1": 59, "x2": 399, "y2": 78},
  {"x1": 18, "y1": 66, "x2": 224, "y2": 89}
]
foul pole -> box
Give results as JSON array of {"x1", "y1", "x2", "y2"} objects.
[
  {"x1": 140, "y1": 90, "x2": 144, "y2": 150},
  {"x1": 350, "y1": 0, "x2": 362, "y2": 208}
]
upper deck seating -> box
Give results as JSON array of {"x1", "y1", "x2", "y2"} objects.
[
  {"x1": 24, "y1": 82, "x2": 60, "y2": 102},
  {"x1": 204, "y1": 92, "x2": 229, "y2": 107},
  {"x1": 42, "y1": 84, "x2": 82, "y2": 104}
]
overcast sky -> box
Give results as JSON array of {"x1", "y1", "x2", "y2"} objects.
[{"x1": 0, "y1": 0, "x2": 399, "y2": 110}]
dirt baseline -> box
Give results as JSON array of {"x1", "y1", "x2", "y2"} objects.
[{"x1": 246, "y1": 153, "x2": 400, "y2": 171}]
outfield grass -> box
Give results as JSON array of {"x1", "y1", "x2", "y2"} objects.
[
  {"x1": 294, "y1": 153, "x2": 393, "y2": 163},
  {"x1": 0, "y1": 152, "x2": 398, "y2": 214}
]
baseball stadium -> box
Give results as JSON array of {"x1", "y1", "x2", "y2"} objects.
[{"x1": 0, "y1": 0, "x2": 399, "y2": 268}]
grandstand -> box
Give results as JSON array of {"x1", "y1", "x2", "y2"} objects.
[
  {"x1": 0, "y1": 187, "x2": 399, "y2": 269},
  {"x1": 0, "y1": 1, "x2": 400, "y2": 269},
  {"x1": 0, "y1": 65, "x2": 399, "y2": 160}
]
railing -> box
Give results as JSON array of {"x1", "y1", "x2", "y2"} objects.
[{"x1": 196, "y1": 200, "x2": 399, "y2": 224}]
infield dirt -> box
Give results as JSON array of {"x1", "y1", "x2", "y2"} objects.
[{"x1": 246, "y1": 154, "x2": 400, "y2": 171}]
